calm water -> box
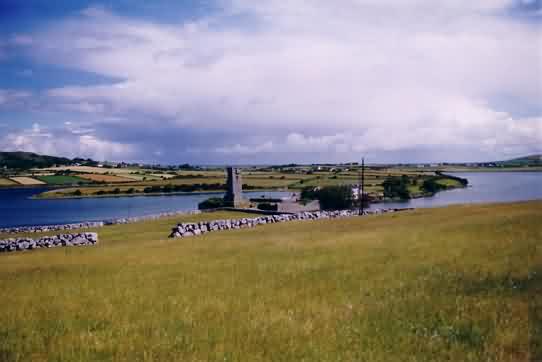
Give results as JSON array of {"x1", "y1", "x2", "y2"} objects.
[
  {"x1": 0, "y1": 172, "x2": 540, "y2": 228},
  {"x1": 368, "y1": 172, "x2": 542, "y2": 210},
  {"x1": 0, "y1": 190, "x2": 293, "y2": 228}
]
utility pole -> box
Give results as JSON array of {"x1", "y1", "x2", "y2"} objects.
[{"x1": 359, "y1": 157, "x2": 365, "y2": 215}]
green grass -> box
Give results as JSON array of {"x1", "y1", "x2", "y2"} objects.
[
  {"x1": 1, "y1": 203, "x2": 540, "y2": 361},
  {"x1": 436, "y1": 178, "x2": 464, "y2": 188},
  {"x1": 36, "y1": 175, "x2": 87, "y2": 185}
]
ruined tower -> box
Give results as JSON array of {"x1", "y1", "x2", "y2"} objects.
[{"x1": 224, "y1": 167, "x2": 244, "y2": 207}]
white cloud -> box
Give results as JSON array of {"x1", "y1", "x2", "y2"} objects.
[
  {"x1": 214, "y1": 111, "x2": 542, "y2": 159},
  {"x1": 215, "y1": 141, "x2": 274, "y2": 154},
  {"x1": 0, "y1": 124, "x2": 134, "y2": 161},
  {"x1": 19, "y1": 0, "x2": 542, "y2": 161}
]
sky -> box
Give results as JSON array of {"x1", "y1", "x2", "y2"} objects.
[{"x1": 0, "y1": 0, "x2": 541, "y2": 164}]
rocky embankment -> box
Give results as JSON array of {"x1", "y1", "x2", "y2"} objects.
[
  {"x1": 0, "y1": 210, "x2": 201, "y2": 234},
  {"x1": 0, "y1": 232, "x2": 98, "y2": 253},
  {"x1": 170, "y1": 208, "x2": 411, "y2": 238}
]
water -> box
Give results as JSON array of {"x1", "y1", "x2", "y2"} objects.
[
  {"x1": 368, "y1": 172, "x2": 542, "y2": 210},
  {"x1": 0, "y1": 172, "x2": 540, "y2": 228},
  {"x1": 0, "y1": 190, "x2": 293, "y2": 228}
]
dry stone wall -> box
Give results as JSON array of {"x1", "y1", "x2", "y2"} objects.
[
  {"x1": 169, "y1": 208, "x2": 411, "y2": 238},
  {"x1": 0, "y1": 232, "x2": 98, "y2": 253},
  {"x1": 0, "y1": 222, "x2": 104, "y2": 234}
]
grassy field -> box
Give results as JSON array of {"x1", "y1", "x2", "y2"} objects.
[
  {"x1": 9, "y1": 176, "x2": 46, "y2": 185},
  {"x1": 11, "y1": 166, "x2": 460, "y2": 200},
  {"x1": 0, "y1": 202, "x2": 540, "y2": 361},
  {"x1": 36, "y1": 175, "x2": 87, "y2": 185},
  {"x1": 76, "y1": 174, "x2": 135, "y2": 183},
  {"x1": 0, "y1": 177, "x2": 17, "y2": 186}
]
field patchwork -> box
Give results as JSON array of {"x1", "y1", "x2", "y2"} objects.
[
  {"x1": 10, "y1": 176, "x2": 46, "y2": 185},
  {"x1": 0, "y1": 178, "x2": 17, "y2": 186}
]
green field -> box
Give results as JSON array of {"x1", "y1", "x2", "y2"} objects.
[
  {"x1": 0, "y1": 202, "x2": 540, "y2": 361},
  {"x1": 36, "y1": 175, "x2": 87, "y2": 185}
]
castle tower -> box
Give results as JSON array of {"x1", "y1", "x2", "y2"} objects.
[{"x1": 224, "y1": 167, "x2": 244, "y2": 207}]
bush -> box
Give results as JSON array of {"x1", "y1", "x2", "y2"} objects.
[
  {"x1": 73, "y1": 189, "x2": 82, "y2": 196},
  {"x1": 198, "y1": 197, "x2": 227, "y2": 210},
  {"x1": 316, "y1": 185, "x2": 354, "y2": 210},
  {"x1": 300, "y1": 186, "x2": 318, "y2": 200},
  {"x1": 421, "y1": 178, "x2": 446, "y2": 194},
  {"x1": 257, "y1": 202, "x2": 278, "y2": 211},
  {"x1": 382, "y1": 176, "x2": 411, "y2": 200}
]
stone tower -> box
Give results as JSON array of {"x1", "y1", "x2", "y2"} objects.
[{"x1": 224, "y1": 167, "x2": 244, "y2": 207}]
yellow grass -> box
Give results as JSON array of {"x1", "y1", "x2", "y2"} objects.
[
  {"x1": 76, "y1": 174, "x2": 135, "y2": 183},
  {"x1": 0, "y1": 202, "x2": 540, "y2": 361},
  {"x1": 0, "y1": 178, "x2": 17, "y2": 186},
  {"x1": 10, "y1": 176, "x2": 46, "y2": 185}
]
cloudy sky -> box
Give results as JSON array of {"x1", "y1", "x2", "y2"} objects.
[{"x1": 0, "y1": 0, "x2": 540, "y2": 164}]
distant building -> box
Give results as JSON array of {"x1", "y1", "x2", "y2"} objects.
[{"x1": 224, "y1": 167, "x2": 244, "y2": 207}]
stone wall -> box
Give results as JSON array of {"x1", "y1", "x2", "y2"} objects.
[
  {"x1": 169, "y1": 208, "x2": 412, "y2": 238},
  {"x1": 0, "y1": 222, "x2": 104, "y2": 234},
  {"x1": 0, "y1": 232, "x2": 98, "y2": 253}
]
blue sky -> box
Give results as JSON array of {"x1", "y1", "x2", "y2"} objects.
[{"x1": 0, "y1": 0, "x2": 541, "y2": 164}]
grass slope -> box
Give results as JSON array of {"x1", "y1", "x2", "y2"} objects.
[{"x1": 0, "y1": 203, "x2": 540, "y2": 361}]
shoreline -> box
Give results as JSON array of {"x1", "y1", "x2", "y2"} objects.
[
  {"x1": 0, "y1": 209, "x2": 203, "y2": 234},
  {"x1": 32, "y1": 188, "x2": 289, "y2": 200}
]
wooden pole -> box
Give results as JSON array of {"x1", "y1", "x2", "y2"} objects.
[{"x1": 361, "y1": 157, "x2": 365, "y2": 215}]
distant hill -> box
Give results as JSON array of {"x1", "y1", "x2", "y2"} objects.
[
  {"x1": 499, "y1": 154, "x2": 542, "y2": 166},
  {"x1": 0, "y1": 152, "x2": 73, "y2": 170}
]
